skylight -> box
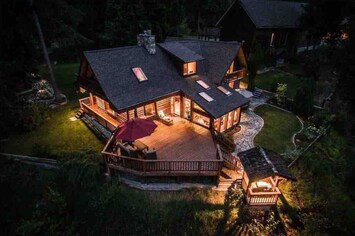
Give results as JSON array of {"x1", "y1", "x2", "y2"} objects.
[
  {"x1": 132, "y1": 67, "x2": 148, "y2": 82},
  {"x1": 217, "y1": 86, "x2": 232, "y2": 96},
  {"x1": 199, "y1": 92, "x2": 214, "y2": 102},
  {"x1": 196, "y1": 80, "x2": 210, "y2": 90}
]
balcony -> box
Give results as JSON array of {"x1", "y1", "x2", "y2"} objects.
[
  {"x1": 225, "y1": 68, "x2": 248, "y2": 82},
  {"x1": 79, "y1": 97, "x2": 120, "y2": 131}
]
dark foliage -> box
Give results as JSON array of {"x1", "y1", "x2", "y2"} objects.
[{"x1": 293, "y1": 78, "x2": 314, "y2": 117}]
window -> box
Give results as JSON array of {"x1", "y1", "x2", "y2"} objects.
[
  {"x1": 199, "y1": 92, "x2": 214, "y2": 102},
  {"x1": 132, "y1": 67, "x2": 148, "y2": 82},
  {"x1": 183, "y1": 62, "x2": 196, "y2": 76},
  {"x1": 96, "y1": 97, "x2": 105, "y2": 110},
  {"x1": 193, "y1": 102, "x2": 206, "y2": 113},
  {"x1": 196, "y1": 80, "x2": 210, "y2": 89},
  {"x1": 193, "y1": 113, "x2": 210, "y2": 127},
  {"x1": 217, "y1": 86, "x2": 232, "y2": 96},
  {"x1": 226, "y1": 61, "x2": 234, "y2": 74},
  {"x1": 144, "y1": 103, "x2": 156, "y2": 116},
  {"x1": 184, "y1": 98, "x2": 191, "y2": 119}
]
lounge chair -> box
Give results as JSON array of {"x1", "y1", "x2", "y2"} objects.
[
  {"x1": 158, "y1": 111, "x2": 173, "y2": 125},
  {"x1": 144, "y1": 149, "x2": 158, "y2": 160}
]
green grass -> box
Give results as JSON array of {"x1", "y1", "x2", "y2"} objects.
[
  {"x1": 255, "y1": 70, "x2": 305, "y2": 98},
  {"x1": 1, "y1": 63, "x2": 103, "y2": 155},
  {"x1": 254, "y1": 104, "x2": 302, "y2": 153},
  {"x1": 1, "y1": 102, "x2": 103, "y2": 155},
  {"x1": 53, "y1": 63, "x2": 80, "y2": 100}
]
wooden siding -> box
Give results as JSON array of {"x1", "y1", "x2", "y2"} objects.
[{"x1": 156, "y1": 97, "x2": 172, "y2": 115}]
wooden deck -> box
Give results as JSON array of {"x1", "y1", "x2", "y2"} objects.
[{"x1": 138, "y1": 118, "x2": 218, "y2": 161}]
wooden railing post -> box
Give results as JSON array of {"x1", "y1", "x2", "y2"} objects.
[
  {"x1": 198, "y1": 162, "x2": 201, "y2": 174},
  {"x1": 143, "y1": 161, "x2": 146, "y2": 175}
]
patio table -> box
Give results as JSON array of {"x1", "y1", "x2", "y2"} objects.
[{"x1": 133, "y1": 140, "x2": 149, "y2": 152}]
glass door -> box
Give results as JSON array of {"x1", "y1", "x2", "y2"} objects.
[
  {"x1": 183, "y1": 97, "x2": 191, "y2": 119},
  {"x1": 173, "y1": 96, "x2": 180, "y2": 116}
]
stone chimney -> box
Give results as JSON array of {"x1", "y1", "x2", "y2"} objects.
[{"x1": 137, "y1": 30, "x2": 156, "y2": 55}]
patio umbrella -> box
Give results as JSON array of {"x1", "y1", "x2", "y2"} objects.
[{"x1": 114, "y1": 118, "x2": 157, "y2": 141}]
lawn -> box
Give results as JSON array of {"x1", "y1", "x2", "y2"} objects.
[
  {"x1": 254, "y1": 104, "x2": 302, "y2": 154},
  {"x1": 1, "y1": 102, "x2": 103, "y2": 155},
  {"x1": 1, "y1": 63, "x2": 104, "y2": 155},
  {"x1": 255, "y1": 70, "x2": 305, "y2": 98},
  {"x1": 39, "y1": 62, "x2": 80, "y2": 100}
]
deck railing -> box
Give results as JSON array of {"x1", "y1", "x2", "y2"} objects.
[
  {"x1": 225, "y1": 68, "x2": 248, "y2": 81},
  {"x1": 79, "y1": 97, "x2": 118, "y2": 130},
  {"x1": 101, "y1": 135, "x2": 224, "y2": 177},
  {"x1": 246, "y1": 188, "x2": 281, "y2": 206}
]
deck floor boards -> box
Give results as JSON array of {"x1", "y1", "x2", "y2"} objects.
[{"x1": 138, "y1": 118, "x2": 217, "y2": 161}]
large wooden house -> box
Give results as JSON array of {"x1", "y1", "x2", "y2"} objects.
[
  {"x1": 76, "y1": 30, "x2": 249, "y2": 185},
  {"x1": 76, "y1": 30, "x2": 295, "y2": 206},
  {"x1": 217, "y1": 0, "x2": 308, "y2": 57}
]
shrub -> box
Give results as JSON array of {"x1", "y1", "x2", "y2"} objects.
[
  {"x1": 16, "y1": 103, "x2": 50, "y2": 131},
  {"x1": 276, "y1": 83, "x2": 287, "y2": 106},
  {"x1": 293, "y1": 80, "x2": 314, "y2": 117}
]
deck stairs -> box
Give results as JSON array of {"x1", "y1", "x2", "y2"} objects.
[
  {"x1": 253, "y1": 88, "x2": 263, "y2": 98},
  {"x1": 81, "y1": 114, "x2": 113, "y2": 142},
  {"x1": 216, "y1": 167, "x2": 243, "y2": 191},
  {"x1": 75, "y1": 108, "x2": 85, "y2": 119}
]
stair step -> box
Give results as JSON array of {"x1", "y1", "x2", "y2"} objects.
[{"x1": 75, "y1": 109, "x2": 85, "y2": 119}]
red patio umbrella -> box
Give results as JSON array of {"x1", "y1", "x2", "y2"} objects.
[{"x1": 114, "y1": 118, "x2": 157, "y2": 141}]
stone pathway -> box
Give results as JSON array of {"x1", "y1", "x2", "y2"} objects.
[{"x1": 233, "y1": 97, "x2": 266, "y2": 154}]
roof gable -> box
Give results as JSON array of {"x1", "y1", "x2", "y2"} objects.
[{"x1": 218, "y1": 0, "x2": 306, "y2": 29}]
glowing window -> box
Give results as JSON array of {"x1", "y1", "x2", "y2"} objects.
[
  {"x1": 217, "y1": 86, "x2": 232, "y2": 96},
  {"x1": 183, "y1": 62, "x2": 196, "y2": 76},
  {"x1": 132, "y1": 67, "x2": 148, "y2": 82},
  {"x1": 196, "y1": 80, "x2": 210, "y2": 90},
  {"x1": 199, "y1": 92, "x2": 214, "y2": 102}
]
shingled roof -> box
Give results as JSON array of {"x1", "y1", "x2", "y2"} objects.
[
  {"x1": 218, "y1": 0, "x2": 306, "y2": 29},
  {"x1": 238, "y1": 146, "x2": 296, "y2": 182},
  {"x1": 159, "y1": 41, "x2": 204, "y2": 63},
  {"x1": 81, "y1": 39, "x2": 249, "y2": 118}
]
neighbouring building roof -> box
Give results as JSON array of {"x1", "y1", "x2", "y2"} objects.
[
  {"x1": 218, "y1": 0, "x2": 306, "y2": 29},
  {"x1": 82, "y1": 39, "x2": 249, "y2": 118},
  {"x1": 238, "y1": 146, "x2": 296, "y2": 182}
]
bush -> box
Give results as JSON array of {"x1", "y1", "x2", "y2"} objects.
[
  {"x1": 16, "y1": 103, "x2": 50, "y2": 131},
  {"x1": 293, "y1": 79, "x2": 314, "y2": 117}
]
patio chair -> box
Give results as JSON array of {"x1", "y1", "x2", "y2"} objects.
[
  {"x1": 117, "y1": 142, "x2": 139, "y2": 158},
  {"x1": 158, "y1": 111, "x2": 174, "y2": 125},
  {"x1": 144, "y1": 149, "x2": 158, "y2": 160}
]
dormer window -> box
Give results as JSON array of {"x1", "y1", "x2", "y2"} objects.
[
  {"x1": 132, "y1": 67, "x2": 148, "y2": 82},
  {"x1": 183, "y1": 62, "x2": 196, "y2": 76}
]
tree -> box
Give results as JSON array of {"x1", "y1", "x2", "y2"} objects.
[
  {"x1": 293, "y1": 78, "x2": 314, "y2": 117},
  {"x1": 247, "y1": 40, "x2": 265, "y2": 91},
  {"x1": 28, "y1": 0, "x2": 66, "y2": 104},
  {"x1": 300, "y1": 0, "x2": 347, "y2": 48}
]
